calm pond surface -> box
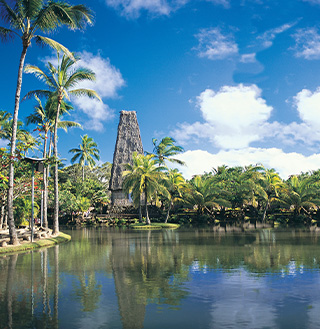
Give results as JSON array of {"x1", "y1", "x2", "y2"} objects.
[{"x1": 1, "y1": 227, "x2": 320, "y2": 329}]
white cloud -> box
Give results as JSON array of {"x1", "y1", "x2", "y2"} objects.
[
  {"x1": 41, "y1": 51, "x2": 125, "y2": 132},
  {"x1": 172, "y1": 84, "x2": 272, "y2": 149},
  {"x1": 104, "y1": 0, "x2": 186, "y2": 17},
  {"x1": 175, "y1": 148, "x2": 320, "y2": 179},
  {"x1": 194, "y1": 28, "x2": 238, "y2": 60},
  {"x1": 258, "y1": 22, "x2": 296, "y2": 48},
  {"x1": 104, "y1": 0, "x2": 229, "y2": 17},
  {"x1": 292, "y1": 28, "x2": 320, "y2": 59},
  {"x1": 240, "y1": 53, "x2": 256, "y2": 63},
  {"x1": 71, "y1": 51, "x2": 125, "y2": 131}
]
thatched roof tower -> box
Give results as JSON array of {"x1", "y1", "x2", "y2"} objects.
[{"x1": 109, "y1": 111, "x2": 143, "y2": 206}]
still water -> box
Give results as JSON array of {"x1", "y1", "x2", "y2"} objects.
[{"x1": 1, "y1": 227, "x2": 320, "y2": 329}]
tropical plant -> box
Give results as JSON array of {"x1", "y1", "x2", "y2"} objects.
[
  {"x1": 161, "y1": 169, "x2": 186, "y2": 223},
  {"x1": 24, "y1": 53, "x2": 100, "y2": 235},
  {"x1": 26, "y1": 95, "x2": 81, "y2": 228},
  {"x1": 69, "y1": 134, "x2": 100, "y2": 181},
  {"x1": 149, "y1": 137, "x2": 185, "y2": 166},
  {"x1": 0, "y1": 0, "x2": 93, "y2": 244},
  {"x1": 258, "y1": 168, "x2": 284, "y2": 222},
  {"x1": 122, "y1": 152, "x2": 167, "y2": 224}
]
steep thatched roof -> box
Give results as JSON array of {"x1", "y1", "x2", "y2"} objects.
[{"x1": 109, "y1": 111, "x2": 143, "y2": 191}]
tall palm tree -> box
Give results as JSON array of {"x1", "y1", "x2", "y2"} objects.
[
  {"x1": 69, "y1": 134, "x2": 100, "y2": 181},
  {"x1": 24, "y1": 53, "x2": 100, "y2": 235},
  {"x1": 150, "y1": 137, "x2": 185, "y2": 166},
  {"x1": 0, "y1": 0, "x2": 93, "y2": 245},
  {"x1": 26, "y1": 96, "x2": 81, "y2": 228},
  {"x1": 122, "y1": 152, "x2": 167, "y2": 224}
]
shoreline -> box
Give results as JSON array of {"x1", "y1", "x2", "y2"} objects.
[{"x1": 0, "y1": 232, "x2": 71, "y2": 255}]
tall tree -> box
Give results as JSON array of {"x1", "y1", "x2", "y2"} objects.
[
  {"x1": 24, "y1": 53, "x2": 100, "y2": 235},
  {"x1": 26, "y1": 96, "x2": 81, "y2": 228},
  {"x1": 0, "y1": 0, "x2": 93, "y2": 244},
  {"x1": 69, "y1": 134, "x2": 100, "y2": 181},
  {"x1": 150, "y1": 137, "x2": 185, "y2": 166}
]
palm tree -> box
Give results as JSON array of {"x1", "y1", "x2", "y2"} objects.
[
  {"x1": 162, "y1": 169, "x2": 185, "y2": 223},
  {"x1": 283, "y1": 175, "x2": 320, "y2": 220},
  {"x1": 258, "y1": 168, "x2": 284, "y2": 222},
  {"x1": 0, "y1": 0, "x2": 93, "y2": 245},
  {"x1": 24, "y1": 53, "x2": 100, "y2": 235},
  {"x1": 26, "y1": 96, "x2": 81, "y2": 228},
  {"x1": 0, "y1": 110, "x2": 11, "y2": 139},
  {"x1": 150, "y1": 137, "x2": 185, "y2": 166},
  {"x1": 69, "y1": 135, "x2": 100, "y2": 181},
  {"x1": 122, "y1": 152, "x2": 167, "y2": 224}
]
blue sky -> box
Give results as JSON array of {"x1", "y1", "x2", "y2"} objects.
[{"x1": 2, "y1": 0, "x2": 320, "y2": 178}]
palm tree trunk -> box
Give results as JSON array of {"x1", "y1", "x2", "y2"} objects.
[
  {"x1": 7, "y1": 45, "x2": 28, "y2": 245},
  {"x1": 42, "y1": 132, "x2": 48, "y2": 229},
  {"x1": 0, "y1": 195, "x2": 5, "y2": 229},
  {"x1": 262, "y1": 199, "x2": 269, "y2": 223},
  {"x1": 139, "y1": 194, "x2": 143, "y2": 223},
  {"x1": 165, "y1": 202, "x2": 171, "y2": 223},
  {"x1": 145, "y1": 187, "x2": 151, "y2": 225},
  {"x1": 53, "y1": 103, "x2": 61, "y2": 235}
]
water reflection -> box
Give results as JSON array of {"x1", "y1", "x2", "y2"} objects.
[{"x1": 1, "y1": 228, "x2": 320, "y2": 328}]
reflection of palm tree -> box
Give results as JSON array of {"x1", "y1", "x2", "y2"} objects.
[
  {"x1": 69, "y1": 134, "x2": 100, "y2": 181},
  {"x1": 0, "y1": 0, "x2": 93, "y2": 245},
  {"x1": 26, "y1": 96, "x2": 81, "y2": 228},
  {"x1": 73, "y1": 272, "x2": 102, "y2": 312},
  {"x1": 25, "y1": 53, "x2": 100, "y2": 234},
  {"x1": 6, "y1": 254, "x2": 18, "y2": 329}
]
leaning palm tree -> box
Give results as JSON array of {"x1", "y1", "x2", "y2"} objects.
[
  {"x1": 122, "y1": 152, "x2": 167, "y2": 224},
  {"x1": 24, "y1": 53, "x2": 101, "y2": 235},
  {"x1": 69, "y1": 135, "x2": 100, "y2": 181},
  {"x1": 26, "y1": 96, "x2": 81, "y2": 229},
  {"x1": 0, "y1": 0, "x2": 93, "y2": 244},
  {"x1": 150, "y1": 137, "x2": 185, "y2": 166}
]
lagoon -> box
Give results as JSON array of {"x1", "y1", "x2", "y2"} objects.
[{"x1": 1, "y1": 227, "x2": 320, "y2": 328}]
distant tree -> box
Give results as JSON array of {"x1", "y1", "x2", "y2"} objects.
[{"x1": 69, "y1": 135, "x2": 100, "y2": 181}]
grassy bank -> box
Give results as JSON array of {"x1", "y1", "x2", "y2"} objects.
[
  {"x1": 129, "y1": 223, "x2": 180, "y2": 230},
  {"x1": 0, "y1": 232, "x2": 71, "y2": 255}
]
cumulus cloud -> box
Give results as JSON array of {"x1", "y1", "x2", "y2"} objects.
[
  {"x1": 174, "y1": 148, "x2": 320, "y2": 179},
  {"x1": 41, "y1": 51, "x2": 125, "y2": 131},
  {"x1": 292, "y1": 28, "x2": 320, "y2": 59},
  {"x1": 194, "y1": 28, "x2": 238, "y2": 60},
  {"x1": 71, "y1": 51, "x2": 125, "y2": 131},
  {"x1": 172, "y1": 84, "x2": 272, "y2": 149}
]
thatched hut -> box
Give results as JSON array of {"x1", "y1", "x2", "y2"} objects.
[{"x1": 109, "y1": 111, "x2": 143, "y2": 206}]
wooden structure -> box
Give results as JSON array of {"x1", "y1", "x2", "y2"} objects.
[{"x1": 109, "y1": 111, "x2": 143, "y2": 206}]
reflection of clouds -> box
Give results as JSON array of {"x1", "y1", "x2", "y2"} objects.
[{"x1": 210, "y1": 269, "x2": 276, "y2": 329}]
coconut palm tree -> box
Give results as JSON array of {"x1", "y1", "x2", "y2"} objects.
[
  {"x1": 258, "y1": 168, "x2": 284, "y2": 222},
  {"x1": 122, "y1": 152, "x2": 167, "y2": 224},
  {"x1": 0, "y1": 110, "x2": 11, "y2": 139},
  {"x1": 24, "y1": 53, "x2": 101, "y2": 235},
  {"x1": 0, "y1": 0, "x2": 93, "y2": 244},
  {"x1": 26, "y1": 96, "x2": 81, "y2": 228},
  {"x1": 69, "y1": 135, "x2": 100, "y2": 181},
  {"x1": 150, "y1": 137, "x2": 185, "y2": 166},
  {"x1": 162, "y1": 169, "x2": 186, "y2": 223}
]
